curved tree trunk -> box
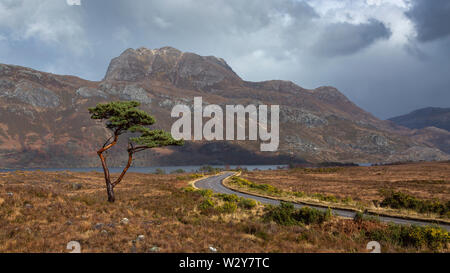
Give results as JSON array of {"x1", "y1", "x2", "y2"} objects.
[{"x1": 97, "y1": 133, "x2": 119, "y2": 203}]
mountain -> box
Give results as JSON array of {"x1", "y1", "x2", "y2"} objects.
[
  {"x1": 388, "y1": 107, "x2": 450, "y2": 131},
  {"x1": 0, "y1": 47, "x2": 448, "y2": 168},
  {"x1": 388, "y1": 107, "x2": 450, "y2": 154}
]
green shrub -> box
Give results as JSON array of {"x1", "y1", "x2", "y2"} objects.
[
  {"x1": 216, "y1": 193, "x2": 240, "y2": 202},
  {"x1": 198, "y1": 165, "x2": 222, "y2": 174},
  {"x1": 263, "y1": 202, "x2": 297, "y2": 226},
  {"x1": 171, "y1": 169, "x2": 185, "y2": 174},
  {"x1": 230, "y1": 177, "x2": 282, "y2": 195},
  {"x1": 366, "y1": 224, "x2": 450, "y2": 250},
  {"x1": 238, "y1": 198, "x2": 257, "y2": 209},
  {"x1": 183, "y1": 186, "x2": 196, "y2": 192},
  {"x1": 263, "y1": 202, "x2": 331, "y2": 226},
  {"x1": 154, "y1": 168, "x2": 166, "y2": 175},
  {"x1": 342, "y1": 197, "x2": 353, "y2": 204},
  {"x1": 293, "y1": 207, "x2": 331, "y2": 225},
  {"x1": 292, "y1": 191, "x2": 306, "y2": 198},
  {"x1": 199, "y1": 198, "x2": 215, "y2": 210},
  {"x1": 353, "y1": 211, "x2": 379, "y2": 223},
  {"x1": 219, "y1": 201, "x2": 237, "y2": 213},
  {"x1": 197, "y1": 189, "x2": 213, "y2": 197},
  {"x1": 380, "y1": 191, "x2": 449, "y2": 216},
  {"x1": 189, "y1": 173, "x2": 204, "y2": 179},
  {"x1": 311, "y1": 193, "x2": 339, "y2": 203}
]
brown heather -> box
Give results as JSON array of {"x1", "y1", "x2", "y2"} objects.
[
  {"x1": 0, "y1": 165, "x2": 448, "y2": 253},
  {"x1": 241, "y1": 161, "x2": 450, "y2": 205}
]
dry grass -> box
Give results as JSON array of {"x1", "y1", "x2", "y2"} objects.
[
  {"x1": 241, "y1": 162, "x2": 450, "y2": 204},
  {"x1": 0, "y1": 169, "x2": 447, "y2": 253}
]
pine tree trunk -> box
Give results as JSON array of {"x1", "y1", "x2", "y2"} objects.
[
  {"x1": 97, "y1": 133, "x2": 119, "y2": 202},
  {"x1": 106, "y1": 180, "x2": 115, "y2": 203}
]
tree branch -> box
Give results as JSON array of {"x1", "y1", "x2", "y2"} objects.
[
  {"x1": 97, "y1": 130, "x2": 120, "y2": 154},
  {"x1": 112, "y1": 149, "x2": 133, "y2": 188},
  {"x1": 102, "y1": 135, "x2": 114, "y2": 148}
]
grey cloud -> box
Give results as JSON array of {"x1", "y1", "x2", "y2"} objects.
[
  {"x1": 0, "y1": 0, "x2": 449, "y2": 120},
  {"x1": 406, "y1": 0, "x2": 450, "y2": 42},
  {"x1": 313, "y1": 19, "x2": 392, "y2": 57}
]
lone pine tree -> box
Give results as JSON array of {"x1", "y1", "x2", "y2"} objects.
[{"x1": 89, "y1": 101, "x2": 183, "y2": 202}]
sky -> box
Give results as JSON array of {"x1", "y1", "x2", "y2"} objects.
[{"x1": 0, "y1": 0, "x2": 449, "y2": 119}]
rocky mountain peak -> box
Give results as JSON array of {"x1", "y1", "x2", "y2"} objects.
[{"x1": 104, "y1": 46, "x2": 241, "y2": 90}]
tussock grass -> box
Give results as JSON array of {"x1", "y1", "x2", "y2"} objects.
[{"x1": 0, "y1": 170, "x2": 448, "y2": 253}]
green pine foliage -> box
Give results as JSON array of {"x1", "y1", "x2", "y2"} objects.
[{"x1": 89, "y1": 101, "x2": 183, "y2": 149}]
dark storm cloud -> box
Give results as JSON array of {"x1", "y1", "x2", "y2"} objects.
[
  {"x1": 0, "y1": 0, "x2": 449, "y2": 119},
  {"x1": 313, "y1": 19, "x2": 392, "y2": 57},
  {"x1": 406, "y1": 0, "x2": 450, "y2": 42}
]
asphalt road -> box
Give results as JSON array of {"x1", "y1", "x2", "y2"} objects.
[{"x1": 195, "y1": 172, "x2": 450, "y2": 231}]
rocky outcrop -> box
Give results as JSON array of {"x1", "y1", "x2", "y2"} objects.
[
  {"x1": 76, "y1": 87, "x2": 108, "y2": 98},
  {"x1": 280, "y1": 107, "x2": 328, "y2": 128},
  {"x1": 104, "y1": 47, "x2": 242, "y2": 91},
  {"x1": 1, "y1": 80, "x2": 60, "y2": 108}
]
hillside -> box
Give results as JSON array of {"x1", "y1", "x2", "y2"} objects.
[
  {"x1": 0, "y1": 47, "x2": 448, "y2": 168},
  {"x1": 389, "y1": 107, "x2": 450, "y2": 131}
]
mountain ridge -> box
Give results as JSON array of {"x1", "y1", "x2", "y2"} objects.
[
  {"x1": 389, "y1": 107, "x2": 450, "y2": 131},
  {"x1": 0, "y1": 47, "x2": 448, "y2": 168}
]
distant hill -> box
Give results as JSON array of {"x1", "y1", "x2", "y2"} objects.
[{"x1": 389, "y1": 107, "x2": 450, "y2": 131}]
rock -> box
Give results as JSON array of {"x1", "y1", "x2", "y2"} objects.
[
  {"x1": 76, "y1": 87, "x2": 108, "y2": 98},
  {"x1": 101, "y1": 230, "x2": 108, "y2": 234},
  {"x1": 1, "y1": 80, "x2": 60, "y2": 108},
  {"x1": 137, "y1": 235, "x2": 145, "y2": 241},
  {"x1": 120, "y1": 218, "x2": 129, "y2": 225},
  {"x1": 107, "y1": 223, "x2": 116, "y2": 228},
  {"x1": 121, "y1": 85, "x2": 151, "y2": 104},
  {"x1": 65, "y1": 221, "x2": 73, "y2": 226},
  {"x1": 72, "y1": 183, "x2": 82, "y2": 190},
  {"x1": 18, "y1": 70, "x2": 43, "y2": 81},
  {"x1": 130, "y1": 240, "x2": 137, "y2": 253},
  {"x1": 0, "y1": 78, "x2": 14, "y2": 89},
  {"x1": 0, "y1": 64, "x2": 12, "y2": 75},
  {"x1": 94, "y1": 223, "x2": 104, "y2": 230},
  {"x1": 6, "y1": 192, "x2": 13, "y2": 197},
  {"x1": 149, "y1": 246, "x2": 160, "y2": 253},
  {"x1": 24, "y1": 203, "x2": 33, "y2": 209},
  {"x1": 209, "y1": 246, "x2": 218, "y2": 253},
  {"x1": 280, "y1": 107, "x2": 328, "y2": 128},
  {"x1": 99, "y1": 83, "x2": 151, "y2": 104},
  {"x1": 103, "y1": 47, "x2": 240, "y2": 91}
]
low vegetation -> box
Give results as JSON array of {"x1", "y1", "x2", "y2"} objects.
[
  {"x1": 229, "y1": 177, "x2": 283, "y2": 195},
  {"x1": 380, "y1": 191, "x2": 450, "y2": 217},
  {"x1": 198, "y1": 165, "x2": 223, "y2": 175},
  {"x1": 184, "y1": 187, "x2": 258, "y2": 215},
  {"x1": 364, "y1": 224, "x2": 449, "y2": 251},
  {"x1": 229, "y1": 176, "x2": 356, "y2": 207},
  {"x1": 289, "y1": 167, "x2": 344, "y2": 174},
  {"x1": 263, "y1": 202, "x2": 331, "y2": 226},
  {"x1": 0, "y1": 169, "x2": 448, "y2": 253},
  {"x1": 236, "y1": 162, "x2": 450, "y2": 221}
]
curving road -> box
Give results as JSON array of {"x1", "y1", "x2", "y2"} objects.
[{"x1": 195, "y1": 172, "x2": 450, "y2": 231}]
